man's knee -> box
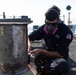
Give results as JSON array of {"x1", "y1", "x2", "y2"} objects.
[{"x1": 50, "y1": 58, "x2": 69, "y2": 75}]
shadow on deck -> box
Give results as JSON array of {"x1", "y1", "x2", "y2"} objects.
[{"x1": 67, "y1": 58, "x2": 76, "y2": 75}]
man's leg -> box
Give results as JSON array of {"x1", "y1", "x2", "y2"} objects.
[
  {"x1": 50, "y1": 58, "x2": 69, "y2": 75},
  {"x1": 34, "y1": 54, "x2": 54, "y2": 75},
  {"x1": 34, "y1": 54, "x2": 69, "y2": 75}
]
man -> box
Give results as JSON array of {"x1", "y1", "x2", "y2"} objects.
[{"x1": 28, "y1": 5, "x2": 73, "y2": 75}]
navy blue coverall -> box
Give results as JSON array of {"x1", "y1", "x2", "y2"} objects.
[{"x1": 29, "y1": 22, "x2": 73, "y2": 75}]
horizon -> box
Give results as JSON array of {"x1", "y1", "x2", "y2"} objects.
[{"x1": 28, "y1": 24, "x2": 76, "y2": 35}]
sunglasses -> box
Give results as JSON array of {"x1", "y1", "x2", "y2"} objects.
[{"x1": 45, "y1": 21, "x2": 58, "y2": 26}]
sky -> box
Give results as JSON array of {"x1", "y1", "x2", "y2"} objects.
[{"x1": 0, "y1": 0, "x2": 76, "y2": 32}]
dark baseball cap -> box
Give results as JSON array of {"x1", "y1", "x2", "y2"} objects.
[{"x1": 45, "y1": 9, "x2": 60, "y2": 21}]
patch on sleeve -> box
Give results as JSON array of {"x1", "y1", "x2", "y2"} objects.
[{"x1": 66, "y1": 34, "x2": 71, "y2": 39}]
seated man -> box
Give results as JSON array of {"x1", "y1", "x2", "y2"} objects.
[{"x1": 28, "y1": 5, "x2": 73, "y2": 75}]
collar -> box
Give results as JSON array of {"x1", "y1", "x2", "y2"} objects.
[{"x1": 44, "y1": 25, "x2": 58, "y2": 35}]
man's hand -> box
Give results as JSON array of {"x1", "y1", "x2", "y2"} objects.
[{"x1": 29, "y1": 49, "x2": 44, "y2": 57}]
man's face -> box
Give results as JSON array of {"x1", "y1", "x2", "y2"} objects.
[
  {"x1": 45, "y1": 18, "x2": 59, "y2": 26},
  {"x1": 45, "y1": 18, "x2": 59, "y2": 33}
]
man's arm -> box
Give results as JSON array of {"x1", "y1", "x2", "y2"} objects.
[
  {"x1": 44, "y1": 50, "x2": 63, "y2": 58},
  {"x1": 30, "y1": 49, "x2": 63, "y2": 58}
]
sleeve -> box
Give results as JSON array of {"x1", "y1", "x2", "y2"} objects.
[
  {"x1": 28, "y1": 26, "x2": 44, "y2": 41},
  {"x1": 57, "y1": 30, "x2": 73, "y2": 58}
]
